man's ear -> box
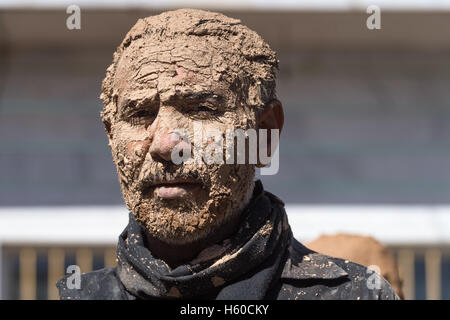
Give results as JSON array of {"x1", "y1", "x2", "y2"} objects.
[
  {"x1": 101, "y1": 111, "x2": 113, "y2": 140},
  {"x1": 256, "y1": 99, "x2": 284, "y2": 168},
  {"x1": 102, "y1": 118, "x2": 113, "y2": 140}
]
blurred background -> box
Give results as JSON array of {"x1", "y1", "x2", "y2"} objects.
[{"x1": 1, "y1": 0, "x2": 450, "y2": 300}]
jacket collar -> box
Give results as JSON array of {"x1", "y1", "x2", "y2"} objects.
[{"x1": 281, "y1": 241, "x2": 349, "y2": 280}]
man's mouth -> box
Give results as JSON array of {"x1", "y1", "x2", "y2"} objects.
[{"x1": 143, "y1": 178, "x2": 203, "y2": 199}]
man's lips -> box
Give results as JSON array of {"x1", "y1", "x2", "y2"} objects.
[
  {"x1": 143, "y1": 179, "x2": 203, "y2": 199},
  {"x1": 155, "y1": 183, "x2": 201, "y2": 199}
]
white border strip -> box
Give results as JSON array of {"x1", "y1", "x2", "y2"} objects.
[
  {"x1": 287, "y1": 205, "x2": 450, "y2": 246},
  {"x1": 1, "y1": 0, "x2": 450, "y2": 10},
  {"x1": 1, "y1": 205, "x2": 450, "y2": 246}
]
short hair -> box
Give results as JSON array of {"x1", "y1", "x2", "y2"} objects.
[{"x1": 100, "y1": 8, "x2": 279, "y2": 122}]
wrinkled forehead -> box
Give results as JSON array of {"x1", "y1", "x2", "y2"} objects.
[{"x1": 113, "y1": 37, "x2": 238, "y2": 104}]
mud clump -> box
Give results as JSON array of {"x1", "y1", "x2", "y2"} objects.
[{"x1": 306, "y1": 233, "x2": 404, "y2": 299}]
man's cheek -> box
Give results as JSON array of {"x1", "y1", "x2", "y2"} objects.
[
  {"x1": 115, "y1": 139, "x2": 151, "y2": 182},
  {"x1": 127, "y1": 140, "x2": 151, "y2": 160},
  {"x1": 109, "y1": 136, "x2": 142, "y2": 181}
]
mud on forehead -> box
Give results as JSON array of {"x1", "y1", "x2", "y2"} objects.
[{"x1": 113, "y1": 36, "x2": 242, "y2": 107}]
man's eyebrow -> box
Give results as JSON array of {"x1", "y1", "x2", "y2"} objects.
[
  {"x1": 175, "y1": 90, "x2": 226, "y2": 103},
  {"x1": 118, "y1": 89, "x2": 160, "y2": 112}
]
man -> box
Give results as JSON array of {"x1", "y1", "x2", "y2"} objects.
[{"x1": 57, "y1": 8, "x2": 399, "y2": 300}]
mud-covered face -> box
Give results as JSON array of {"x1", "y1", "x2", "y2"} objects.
[{"x1": 106, "y1": 38, "x2": 256, "y2": 244}]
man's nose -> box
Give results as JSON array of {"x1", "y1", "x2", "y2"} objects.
[{"x1": 149, "y1": 128, "x2": 182, "y2": 162}]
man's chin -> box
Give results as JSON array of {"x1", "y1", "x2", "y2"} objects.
[
  {"x1": 144, "y1": 222, "x2": 218, "y2": 246},
  {"x1": 132, "y1": 204, "x2": 220, "y2": 244}
]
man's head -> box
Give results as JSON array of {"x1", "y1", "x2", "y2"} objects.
[{"x1": 100, "y1": 9, "x2": 283, "y2": 245}]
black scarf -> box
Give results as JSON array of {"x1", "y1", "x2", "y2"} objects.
[{"x1": 116, "y1": 181, "x2": 292, "y2": 300}]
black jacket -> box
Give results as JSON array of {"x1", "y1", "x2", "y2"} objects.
[{"x1": 57, "y1": 182, "x2": 399, "y2": 300}]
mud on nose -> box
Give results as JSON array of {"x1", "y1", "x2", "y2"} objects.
[{"x1": 149, "y1": 131, "x2": 182, "y2": 162}]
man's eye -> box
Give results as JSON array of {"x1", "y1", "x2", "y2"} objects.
[
  {"x1": 198, "y1": 104, "x2": 214, "y2": 112},
  {"x1": 187, "y1": 103, "x2": 220, "y2": 119},
  {"x1": 132, "y1": 110, "x2": 152, "y2": 117},
  {"x1": 129, "y1": 110, "x2": 155, "y2": 126}
]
